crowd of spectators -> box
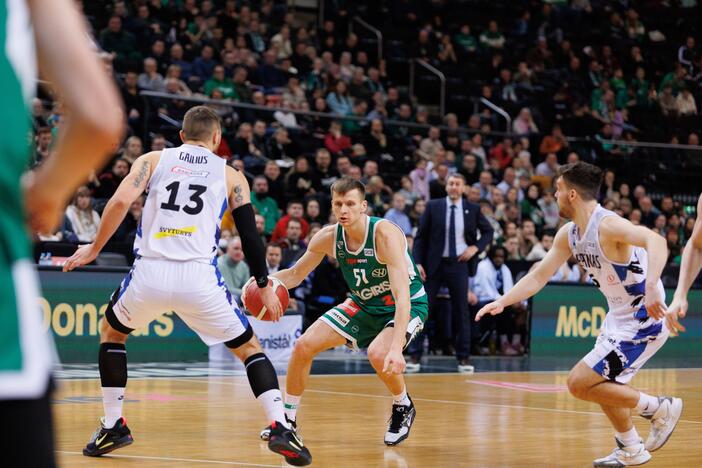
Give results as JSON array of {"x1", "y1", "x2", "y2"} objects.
[{"x1": 30, "y1": 1, "x2": 702, "y2": 354}]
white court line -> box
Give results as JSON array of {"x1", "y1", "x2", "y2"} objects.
[
  {"x1": 56, "y1": 450, "x2": 280, "y2": 467},
  {"x1": 174, "y1": 378, "x2": 702, "y2": 425}
]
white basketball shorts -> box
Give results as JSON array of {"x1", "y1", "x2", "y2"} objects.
[
  {"x1": 583, "y1": 319, "x2": 669, "y2": 384},
  {"x1": 106, "y1": 257, "x2": 251, "y2": 346}
]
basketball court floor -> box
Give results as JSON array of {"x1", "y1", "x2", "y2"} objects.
[{"x1": 54, "y1": 353, "x2": 702, "y2": 467}]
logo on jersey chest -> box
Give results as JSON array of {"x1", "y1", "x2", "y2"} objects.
[
  {"x1": 575, "y1": 253, "x2": 601, "y2": 269},
  {"x1": 364, "y1": 248, "x2": 374, "y2": 256},
  {"x1": 346, "y1": 258, "x2": 367, "y2": 264},
  {"x1": 171, "y1": 166, "x2": 210, "y2": 178},
  {"x1": 179, "y1": 152, "x2": 208, "y2": 164},
  {"x1": 372, "y1": 268, "x2": 387, "y2": 278}
]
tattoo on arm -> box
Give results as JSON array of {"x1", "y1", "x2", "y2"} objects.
[
  {"x1": 133, "y1": 161, "x2": 150, "y2": 188},
  {"x1": 233, "y1": 184, "x2": 243, "y2": 207}
]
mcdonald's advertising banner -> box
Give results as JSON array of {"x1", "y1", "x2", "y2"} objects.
[
  {"x1": 39, "y1": 268, "x2": 207, "y2": 362},
  {"x1": 531, "y1": 284, "x2": 702, "y2": 359}
]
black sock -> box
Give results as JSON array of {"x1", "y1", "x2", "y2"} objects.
[
  {"x1": 99, "y1": 343, "x2": 128, "y2": 427},
  {"x1": 244, "y1": 353, "x2": 286, "y2": 424},
  {"x1": 99, "y1": 343, "x2": 127, "y2": 388}
]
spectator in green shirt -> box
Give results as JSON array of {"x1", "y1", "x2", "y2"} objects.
[
  {"x1": 250, "y1": 175, "x2": 280, "y2": 235},
  {"x1": 479, "y1": 20, "x2": 506, "y2": 50},
  {"x1": 454, "y1": 24, "x2": 477, "y2": 55},
  {"x1": 216, "y1": 236, "x2": 250, "y2": 303},
  {"x1": 204, "y1": 65, "x2": 238, "y2": 99}
]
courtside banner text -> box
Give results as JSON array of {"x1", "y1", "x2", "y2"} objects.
[
  {"x1": 38, "y1": 268, "x2": 206, "y2": 362},
  {"x1": 531, "y1": 283, "x2": 702, "y2": 359}
]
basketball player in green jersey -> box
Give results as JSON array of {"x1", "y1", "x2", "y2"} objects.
[
  {"x1": 1, "y1": 0, "x2": 124, "y2": 465},
  {"x1": 258, "y1": 177, "x2": 428, "y2": 446}
]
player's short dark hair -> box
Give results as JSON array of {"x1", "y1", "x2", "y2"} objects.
[
  {"x1": 557, "y1": 162, "x2": 603, "y2": 201},
  {"x1": 331, "y1": 177, "x2": 365, "y2": 198},
  {"x1": 182, "y1": 106, "x2": 221, "y2": 141},
  {"x1": 447, "y1": 172, "x2": 466, "y2": 183}
]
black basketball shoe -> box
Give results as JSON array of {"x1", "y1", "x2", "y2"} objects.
[
  {"x1": 267, "y1": 420, "x2": 312, "y2": 466},
  {"x1": 384, "y1": 396, "x2": 416, "y2": 446},
  {"x1": 83, "y1": 417, "x2": 133, "y2": 457},
  {"x1": 260, "y1": 415, "x2": 296, "y2": 441}
]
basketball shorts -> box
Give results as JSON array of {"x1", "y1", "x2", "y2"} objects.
[
  {"x1": 583, "y1": 320, "x2": 669, "y2": 384},
  {"x1": 106, "y1": 257, "x2": 251, "y2": 346},
  {"x1": 319, "y1": 298, "x2": 428, "y2": 349}
]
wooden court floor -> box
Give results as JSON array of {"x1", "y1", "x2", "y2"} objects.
[{"x1": 54, "y1": 369, "x2": 702, "y2": 467}]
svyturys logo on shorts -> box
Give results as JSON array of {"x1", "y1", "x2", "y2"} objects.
[
  {"x1": 372, "y1": 268, "x2": 387, "y2": 278},
  {"x1": 154, "y1": 226, "x2": 197, "y2": 239}
]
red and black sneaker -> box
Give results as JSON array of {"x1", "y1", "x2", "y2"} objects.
[
  {"x1": 83, "y1": 417, "x2": 133, "y2": 457},
  {"x1": 267, "y1": 420, "x2": 312, "y2": 466}
]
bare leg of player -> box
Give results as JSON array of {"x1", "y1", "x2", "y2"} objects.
[
  {"x1": 367, "y1": 328, "x2": 416, "y2": 446},
  {"x1": 284, "y1": 321, "x2": 346, "y2": 423},
  {"x1": 259, "y1": 320, "x2": 344, "y2": 444},
  {"x1": 568, "y1": 361, "x2": 682, "y2": 466}
]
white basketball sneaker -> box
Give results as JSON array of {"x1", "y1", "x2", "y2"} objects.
[
  {"x1": 643, "y1": 396, "x2": 683, "y2": 452},
  {"x1": 384, "y1": 396, "x2": 416, "y2": 446},
  {"x1": 593, "y1": 438, "x2": 651, "y2": 467}
]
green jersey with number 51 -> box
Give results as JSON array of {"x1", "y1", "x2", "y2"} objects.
[{"x1": 334, "y1": 216, "x2": 427, "y2": 315}]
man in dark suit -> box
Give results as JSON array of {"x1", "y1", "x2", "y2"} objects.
[{"x1": 410, "y1": 173, "x2": 494, "y2": 373}]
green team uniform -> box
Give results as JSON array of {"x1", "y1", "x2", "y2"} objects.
[
  {"x1": 320, "y1": 217, "x2": 428, "y2": 349},
  {"x1": 0, "y1": 0, "x2": 53, "y2": 399}
]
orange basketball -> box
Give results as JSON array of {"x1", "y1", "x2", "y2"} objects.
[{"x1": 242, "y1": 276, "x2": 289, "y2": 321}]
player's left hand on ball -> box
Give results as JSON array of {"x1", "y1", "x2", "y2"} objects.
[
  {"x1": 644, "y1": 286, "x2": 666, "y2": 320},
  {"x1": 62, "y1": 243, "x2": 99, "y2": 272},
  {"x1": 383, "y1": 349, "x2": 406, "y2": 375},
  {"x1": 259, "y1": 285, "x2": 283, "y2": 321}
]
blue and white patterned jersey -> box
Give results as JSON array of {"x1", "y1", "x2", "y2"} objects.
[
  {"x1": 134, "y1": 144, "x2": 228, "y2": 264},
  {"x1": 567, "y1": 204, "x2": 665, "y2": 338}
]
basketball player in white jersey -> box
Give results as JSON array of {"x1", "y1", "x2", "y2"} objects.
[
  {"x1": 477, "y1": 162, "x2": 682, "y2": 467},
  {"x1": 666, "y1": 193, "x2": 702, "y2": 336},
  {"x1": 63, "y1": 107, "x2": 311, "y2": 466}
]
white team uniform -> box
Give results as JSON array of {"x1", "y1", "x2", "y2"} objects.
[
  {"x1": 108, "y1": 144, "x2": 250, "y2": 345},
  {"x1": 568, "y1": 205, "x2": 669, "y2": 384}
]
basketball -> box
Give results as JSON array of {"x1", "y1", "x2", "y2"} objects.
[{"x1": 242, "y1": 276, "x2": 289, "y2": 321}]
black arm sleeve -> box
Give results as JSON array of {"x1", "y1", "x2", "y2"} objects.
[{"x1": 232, "y1": 203, "x2": 268, "y2": 288}]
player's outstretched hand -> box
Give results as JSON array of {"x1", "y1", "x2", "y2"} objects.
[
  {"x1": 259, "y1": 285, "x2": 283, "y2": 322},
  {"x1": 383, "y1": 348, "x2": 406, "y2": 375},
  {"x1": 665, "y1": 296, "x2": 688, "y2": 337},
  {"x1": 644, "y1": 285, "x2": 667, "y2": 320},
  {"x1": 62, "y1": 243, "x2": 99, "y2": 272},
  {"x1": 475, "y1": 301, "x2": 504, "y2": 321}
]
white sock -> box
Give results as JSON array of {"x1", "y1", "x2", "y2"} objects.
[
  {"x1": 616, "y1": 427, "x2": 641, "y2": 448},
  {"x1": 635, "y1": 392, "x2": 660, "y2": 416},
  {"x1": 284, "y1": 393, "x2": 302, "y2": 422},
  {"x1": 101, "y1": 387, "x2": 125, "y2": 428},
  {"x1": 393, "y1": 387, "x2": 411, "y2": 406},
  {"x1": 257, "y1": 389, "x2": 288, "y2": 428}
]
